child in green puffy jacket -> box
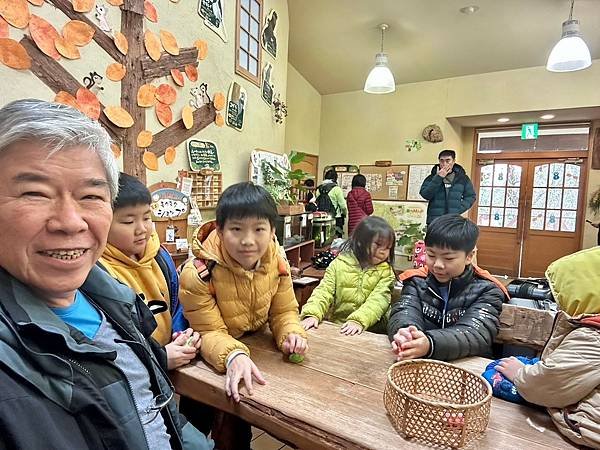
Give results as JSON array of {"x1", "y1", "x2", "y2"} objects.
[{"x1": 301, "y1": 216, "x2": 396, "y2": 335}]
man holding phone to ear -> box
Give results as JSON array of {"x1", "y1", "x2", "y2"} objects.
[{"x1": 420, "y1": 149, "x2": 476, "y2": 225}]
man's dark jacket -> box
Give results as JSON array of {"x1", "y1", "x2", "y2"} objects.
[
  {"x1": 419, "y1": 163, "x2": 476, "y2": 225},
  {"x1": 388, "y1": 265, "x2": 506, "y2": 361},
  {"x1": 0, "y1": 266, "x2": 206, "y2": 450}
]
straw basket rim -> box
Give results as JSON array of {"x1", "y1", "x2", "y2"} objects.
[{"x1": 386, "y1": 359, "x2": 492, "y2": 410}]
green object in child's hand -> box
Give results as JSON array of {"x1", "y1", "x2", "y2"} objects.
[
  {"x1": 288, "y1": 353, "x2": 304, "y2": 364},
  {"x1": 184, "y1": 336, "x2": 195, "y2": 347}
]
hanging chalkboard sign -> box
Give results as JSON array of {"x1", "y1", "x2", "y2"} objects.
[
  {"x1": 150, "y1": 187, "x2": 190, "y2": 221},
  {"x1": 187, "y1": 140, "x2": 220, "y2": 172}
]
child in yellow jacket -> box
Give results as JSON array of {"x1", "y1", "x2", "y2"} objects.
[
  {"x1": 179, "y1": 182, "x2": 308, "y2": 403},
  {"x1": 496, "y1": 247, "x2": 600, "y2": 449}
]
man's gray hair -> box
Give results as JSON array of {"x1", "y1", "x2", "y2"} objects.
[{"x1": 0, "y1": 99, "x2": 119, "y2": 200}]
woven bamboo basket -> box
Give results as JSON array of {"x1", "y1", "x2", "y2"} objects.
[{"x1": 384, "y1": 359, "x2": 492, "y2": 449}]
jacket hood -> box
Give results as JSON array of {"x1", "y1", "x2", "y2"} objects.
[
  {"x1": 102, "y1": 230, "x2": 161, "y2": 268},
  {"x1": 546, "y1": 246, "x2": 600, "y2": 316},
  {"x1": 430, "y1": 163, "x2": 466, "y2": 176}
]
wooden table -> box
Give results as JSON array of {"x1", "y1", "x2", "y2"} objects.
[{"x1": 173, "y1": 323, "x2": 575, "y2": 450}]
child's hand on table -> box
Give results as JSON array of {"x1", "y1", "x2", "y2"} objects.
[
  {"x1": 166, "y1": 328, "x2": 201, "y2": 369},
  {"x1": 392, "y1": 326, "x2": 430, "y2": 360},
  {"x1": 495, "y1": 356, "x2": 525, "y2": 382},
  {"x1": 282, "y1": 333, "x2": 308, "y2": 355},
  {"x1": 301, "y1": 316, "x2": 319, "y2": 330},
  {"x1": 226, "y1": 354, "x2": 266, "y2": 403},
  {"x1": 340, "y1": 321, "x2": 363, "y2": 336}
]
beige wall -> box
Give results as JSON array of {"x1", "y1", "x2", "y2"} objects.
[
  {"x1": 319, "y1": 61, "x2": 600, "y2": 249},
  {"x1": 0, "y1": 0, "x2": 289, "y2": 192},
  {"x1": 284, "y1": 63, "x2": 322, "y2": 156}
]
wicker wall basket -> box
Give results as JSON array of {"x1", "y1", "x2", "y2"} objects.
[{"x1": 384, "y1": 359, "x2": 492, "y2": 449}]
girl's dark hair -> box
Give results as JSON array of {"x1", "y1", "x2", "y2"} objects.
[
  {"x1": 216, "y1": 182, "x2": 278, "y2": 228},
  {"x1": 425, "y1": 214, "x2": 479, "y2": 253},
  {"x1": 351, "y1": 174, "x2": 366, "y2": 188},
  {"x1": 113, "y1": 172, "x2": 151, "y2": 210},
  {"x1": 342, "y1": 216, "x2": 396, "y2": 266},
  {"x1": 324, "y1": 169, "x2": 338, "y2": 182}
]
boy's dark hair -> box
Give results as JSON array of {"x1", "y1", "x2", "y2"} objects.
[
  {"x1": 438, "y1": 149, "x2": 456, "y2": 160},
  {"x1": 342, "y1": 216, "x2": 396, "y2": 267},
  {"x1": 216, "y1": 182, "x2": 278, "y2": 228},
  {"x1": 351, "y1": 174, "x2": 367, "y2": 188},
  {"x1": 113, "y1": 172, "x2": 151, "y2": 210},
  {"x1": 304, "y1": 178, "x2": 315, "y2": 188},
  {"x1": 425, "y1": 214, "x2": 479, "y2": 253},
  {"x1": 324, "y1": 169, "x2": 338, "y2": 182}
]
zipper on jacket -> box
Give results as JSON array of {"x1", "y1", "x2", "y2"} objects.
[{"x1": 427, "y1": 281, "x2": 451, "y2": 329}]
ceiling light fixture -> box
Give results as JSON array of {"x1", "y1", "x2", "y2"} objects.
[
  {"x1": 497, "y1": 117, "x2": 510, "y2": 123},
  {"x1": 459, "y1": 5, "x2": 479, "y2": 15},
  {"x1": 364, "y1": 24, "x2": 395, "y2": 94},
  {"x1": 540, "y1": 114, "x2": 555, "y2": 120},
  {"x1": 546, "y1": 0, "x2": 591, "y2": 72}
]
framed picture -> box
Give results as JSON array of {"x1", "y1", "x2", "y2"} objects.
[
  {"x1": 226, "y1": 81, "x2": 247, "y2": 131},
  {"x1": 261, "y1": 9, "x2": 278, "y2": 58},
  {"x1": 198, "y1": 0, "x2": 227, "y2": 42}
]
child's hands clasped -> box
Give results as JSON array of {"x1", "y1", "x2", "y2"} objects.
[
  {"x1": 301, "y1": 316, "x2": 319, "y2": 330},
  {"x1": 340, "y1": 321, "x2": 363, "y2": 335},
  {"x1": 495, "y1": 356, "x2": 525, "y2": 382},
  {"x1": 391, "y1": 325, "x2": 430, "y2": 360},
  {"x1": 166, "y1": 328, "x2": 201, "y2": 370},
  {"x1": 282, "y1": 333, "x2": 308, "y2": 355},
  {"x1": 226, "y1": 354, "x2": 266, "y2": 403}
]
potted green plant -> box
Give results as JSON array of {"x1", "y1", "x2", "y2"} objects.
[{"x1": 261, "y1": 150, "x2": 310, "y2": 215}]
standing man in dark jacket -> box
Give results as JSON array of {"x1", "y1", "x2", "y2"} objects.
[
  {"x1": 420, "y1": 150, "x2": 476, "y2": 225},
  {"x1": 388, "y1": 215, "x2": 506, "y2": 361},
  {"x1": 0, "y1": 99, "x2": 213, "y2": 450}
]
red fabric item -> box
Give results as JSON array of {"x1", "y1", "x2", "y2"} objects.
[
  {"x1": 580, "y1": 315, "x2": 600, "y2": 329},
  {"x1": 347, "y1": 187, "x2": 374, "y2": 235}
]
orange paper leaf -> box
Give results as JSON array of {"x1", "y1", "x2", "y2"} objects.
[
  {"x1": 214, "y1": 112, "x2": 224, "y2": 127},
  {"x1": 144, "y1": 30, "x2": 162, "y2": 61},
  {"x1": 193, "y1": 39, "x2": 207, "y2": 60},
  {"x1": 63, "y1": 20, "x2": 95, "y2": 46},
  {"x1": 54, "y1": 91, "x2": 79, "y2": 110},
  {"x1": 143, "y1": 151, "x2": 158, "y2": 171},
  {"x1": 182, "y1": 105, "x2": 194, "y2": 129},
  {"x1": 0, "y1": 0, "x2": 30, "y2": 29},
  {"x1": 164, "y1": 146, "x2": 176, "y2": 165},
  {"x1": 213, "y1": 92, "x2": 225, "y2": 111},
  {"x1": 136, "y1": 130, "x2": 153, "y2": 148},
  {"x1": 170, "y1": 68, "x2": 184, "y2": 87},
  {"x1": 106, "y1": 0, "x2": 123, "y2": 5},
  {"x1": 113, "y1": 31, "x2": 128, "y2": 55},
  {"x1": 106, "y1": 62, "x2": 126, "y2": 81},
  {"x1": 76, "y1": 88, "x2": 100, "y2": 120},
  {"x1": 159, "y1": 29, "x2": 179, "y2": 56},
  {"x1": 104, "y1": 105, "x2": 134, "y2": 128},
  {"x1": 54, "y1": 36, "x2": 80, "y2": 59},
  {"x1": 155, "y1": 83, "x2": 176, "y2": 105},
  {"x1": 29, "y1": 15, "x2": 61, "y2": 60},
  {"x1": 137, "y1": 84, "x2": 157, "y2": 107},
  {"x1": 27, "y1": 0, "x2": 44, "y2": 5},
  {"x1": 0, "y1": 37, "x2": 31, "y2": 69},
  {"x1": 110, "y1": 143, "x2": 121, "y2": 158},
  {"x1": 184, "y1": 64, "x2": 198, "y2": 82},
  {"x1": 0, "y1": 16, "x2": 9, "y2": 39},
  {"x1": 72, "y1": 0, "x2": 94, "y2": 12},
  {"x1": 155, "y1": 102, "x2": 173, "y2": 127},
  {"x1": 143, "y1": 0, "x2": 158, "y2": 22}
]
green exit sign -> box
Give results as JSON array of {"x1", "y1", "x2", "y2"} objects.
[{"x1": 521, "y1": 123, "x2": 539, "y2": 140}]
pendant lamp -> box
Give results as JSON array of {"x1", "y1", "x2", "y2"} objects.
[
  {"x1": 546, "y1": 0, "x2": 591, "y2": 72},
  {"x1": 364, "y1": 24, "x2": 396, "y2": 94}
]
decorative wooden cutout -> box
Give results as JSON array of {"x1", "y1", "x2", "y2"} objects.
[
  {"x1": 54, "y1": 90, "x2": 80, "y2": 109},
  {"x1": 113, "y1": 31, "x2": 128, "y2": 55},
  {"x1": 0, "y1": 0, "x2": 30, "y2": 29},
  {"x1": 164, "y1": 146, "x2": 176, "y2": 164},
  {"x1": 54, "y1": 36, "x2": 80, "y2": 59},
  {"x1": 261, "y1": 62, "x2": 273, "y2": 105},
  {"x1": 155, "y1": 102, "x2": 173, "y2": 126},
  {"x1": 0, "y1": 37, "x2": 31, "y2": 69},
  {"x1": 189, "y1": 83, "x2": 210, "y2": 109},
  {"x1": 137, "y1": 130, "x2": 153, "y2": 147},
  {"x1": 182, "y1": 105, "x2": 193, "y2": 129},
  {"x1": 106, "y1": 0, "x2": 123, "y2": 5},
  {"x1": 159, "y1": 29, "x2": 179, "y2": 55},
  {"x1": 197, "y1": 0, "x2": 226, "y2": 42},
  {"x1": 137, "y1": 83, "x2": 157, "y2": 107},
  {"x1": 214, "y1": 112, "x2": 224, "y2": 127},
  {"x1": 0, "y1": 17, "x2": 8, "y2": 39},
  {"x1": 184, "y1": 64, "x2": 198, "y2": 82},
  {"x1": 261, "y1": 9, "x2": 278, "y2": 58},
  {"x1": 156, "y1": 83, "x2": 176, "y2": 105},
  {"x1": 95, "y1": 4, "x2": 112, "y2": 33},
  {"x1": 111, "y1": 142, "x2": 122, "y2": 158},
  {"x1": 193, "y1": 39, "x2": 208, "y2": 60},
  {"x1": 212, "y1": 91, "x2": 225, "y2": 111},
  {"x1": 106, "y1": 62, "x2": 126, "y2": 81},
  {"x1": 76, "y1": 87, "x2": 101, "y2": 119},
  {"x1": 143, "y1": 150, "x2": 158, "y2": 171},
  {"x1": 28, "y1": 0, "x2": 44, "y2": 6},
  {"x1": 104, "y1": 105, "x2": 134, "y2": 128},
  {"x1": 144, "y1": 30, "x2": 161, "y2": 61},
  {"x1": 63, "y1": 20, "x2": 95, "y2": 46},
  {"x1": 72, "y1": 0, "x2": 95, "y2": 13},
  {"x1": 171, "y1": 68, "x2": 184, "y2": 86},
  {"x1": 82, "y1": 71, "x2": 104, "y2": 94},
  {"x1": 143, "y1": 0, "x2": 158, "y2": 22},
  {"x1": 29, "y1": 14, "x2": 61, "y2": 60}
]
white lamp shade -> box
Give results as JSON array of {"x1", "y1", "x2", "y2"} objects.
[
  {"x1": 364, "y1": 53, "x2": 396, "y2": 94},
  {"x1": 546, "y1": 20, "x2": 591, "y2": 72}
]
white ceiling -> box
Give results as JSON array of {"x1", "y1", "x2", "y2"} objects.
[{"x1": 288, "y1": 0, "x2": 600, "y2": 95}]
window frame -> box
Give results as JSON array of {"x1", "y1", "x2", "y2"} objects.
[{"x1": 235, "y1": 0, "x2": 263, "y2": 87}]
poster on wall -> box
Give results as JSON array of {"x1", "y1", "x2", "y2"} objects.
[
  {"x1": 249, "y1": 149, "x2": 289, "y2": 186},
  {"x1": 372, "y1": 201, "x2": 427, "y2": 257},
  {"x1": 187, "y1": 140, "x2": 220, "y2": 172},
  {"x1": 407, "y1": 164, "x2": 433, "y2": 201},
  {"x1": 261, "y1": 9, "x2": 278, "y2": 58},
  {"x1": 261, "y1": 62, "x2": 274, "y2": 105},
  {"x1": 197, "y1": 0, "x2": 227, "y2": 42},
  {"x1": 226, "y1": 81, "x2": 247, "y2": 131}
]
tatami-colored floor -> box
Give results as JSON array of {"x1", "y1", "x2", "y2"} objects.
[{"x1": 251, "y1": 427, "x2": 294, "y2": 450}]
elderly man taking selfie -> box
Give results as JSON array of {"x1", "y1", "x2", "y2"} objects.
[{"x1": 0, "y1": 99, "x2": 213, "y2": 450}]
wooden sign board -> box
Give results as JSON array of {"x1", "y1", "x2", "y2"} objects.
[
  {"x1": 359, "y1": 165, "x2": 409, "y2": 201},
  {"x1": 149, "y1": 187, "x2": 190, "y2": 221},
  {"x1": 187, "y1": 140, "x2": 220, "y2": 172}
]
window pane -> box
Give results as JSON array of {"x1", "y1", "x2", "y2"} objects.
[
  {"x1": 561, "y1": 210, "x2": 576, "y2": 232},
  {"x1": 250, "y1": 37, "x2": 259, "y2": 57},
  {"x1": 530, "y1": 209, "x2": 545, "y2": 230},
  {"x1": 506, "y1": 188, "x2": 519, "y2": 208},
  {"x1": 239, "y1": 49, "x2": 249, "y2": 69},
  {"x1": 480, "y1": 165, "x2": 493, "y2": 186},
  {"x1": 532, "y1": 188, "x2": 546, "y2": 209},
  {"x1": 549, "y1": 163, "x2": 564, "y2": 187},
  {"x1": 547, "y1": 188, "x2": 562, "y2": 209},
  {"x1": 240, "y1": 9, "x2": 250, "y2": 30},
  {"x1": 477, "y1": 207, "x2": 490, "y2": 227},
  {"x1": 493, "y1": 164, "x2": 507, "y2": 186},
  {"x1": 504, "y1": 208, "x2": 518, "y2": 228},
  {"x1": 491, "y1": 188, "x2": 506, "y2": 207},
  {"x1": 249, "y1": 56, "x2": 258, "y2": 76},
  {"x1": 533, "y1": 164, "x2": 549, "y2": 187},
  {"x1": 564, "y1": 164, "x2": 581, "y2": 187},
  {"x1": 562, "y1": 189, "x2": 578, "y2": 210},
  {"x1": 490, "y1": 208, "x2": 504, "y2": 227},
  {"x1": 240, "y1": 30, "x2": 249, "y2": 50},
  {"x1": 241, "y1": 0, "x2": 250, "y2": 10},
  {"x1": 545, "y1": 210, "x2": 560, "y2": 231},
  {"x1": 251, "y1": 0, "x2": 260, "y2": 17},
  {"x1": 250, "y1": 18, "x2": 259, "y2": 37},
  {"x1": 478, "y1": 187, "x2": 491, "y2": 206}
]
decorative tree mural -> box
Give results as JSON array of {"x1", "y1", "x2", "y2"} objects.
[{"x1": 0, "y1": 0, "x2": 224, "y2": 183}]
